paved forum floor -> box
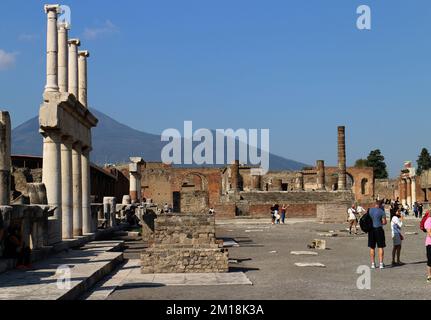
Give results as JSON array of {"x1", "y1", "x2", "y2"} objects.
[{"x1": 108, "y1": 218, "x2": 431, "y2": 300}]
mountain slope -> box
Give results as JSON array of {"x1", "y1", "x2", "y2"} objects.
[{"x1": 11, "y1": 109, "x2": 308, "y2": 170}]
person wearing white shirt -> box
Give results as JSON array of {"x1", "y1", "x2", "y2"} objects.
[
  {"x1": 391, "y1": 209, "x2": 404, "y2": 266},
  {"x1": 347, "y1": 204, "x2": 358, "y2": 235},
  {"x1": 356, "y1": 205, "x2": 366, "y2": 218}
]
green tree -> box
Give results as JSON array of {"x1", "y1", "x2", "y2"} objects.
[
  {"x1": 417, "y1": 148, "x2": 431, "y2": 175},
  {"x1": 367, "y1": 149, "x2": 388, "y2": 179},
  {"x1": 354, "y1": 159, "x2": 368, "y2": 168}
]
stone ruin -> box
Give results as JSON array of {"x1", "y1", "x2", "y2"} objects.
[{"x1": 141, "y1": 214, "x2": 229, "y2": 274}]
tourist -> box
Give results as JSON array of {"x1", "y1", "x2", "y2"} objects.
[
  {"x1": 368, "y1": 200, "x2": 387, "y2": 269},
  {"x1": 391, "y1": 208, "x2": 404, "y2": 266},
  {"x1": 3, "y1": 224, "x2": 32, "y2": 270},
  {"x1": 274, "y1": 204, "x2": 281, "y2": 224},
  {"x1": 347, "y1": 204, "x2": 358, "y2": 235},
  {"x1": 281, "y1": 205, "x2": 287, "y2": 224},
  {"x1": 424, "y1": 213, "x2": 431, "y2": 283},
  {"x1": 419, "y1": 203, "x2": 424, "y2": 218},
  {"x1": 414, "y1": 202, "x2": 419, "y2": 218},
  {"x1": 163, "y1": 203, "x2": 169, "y2": 214},
  {"x1": 356, "y1": 204, "x2": 366, "y2": 218},
  {"x1": 270, "y1": 205, "x2": 276, "y2": 225}
]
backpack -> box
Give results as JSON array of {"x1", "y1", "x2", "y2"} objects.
[
  {"x1": 360, "y1": 211, "x2": 374, "y2": 233},
  {"x1": 420, "y1": 211, "x2": 430, "y2": 233}
]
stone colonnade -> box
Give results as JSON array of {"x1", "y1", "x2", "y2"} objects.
[
  {"x1": 400, "y1": 177, "x2": 417, "y2": 209},
  {"x1": 129, "y1": 157, "x2": 145, "y2": 203},
  {"x1": 40, "y1": 4, "x2": 98, "y2": 243}
]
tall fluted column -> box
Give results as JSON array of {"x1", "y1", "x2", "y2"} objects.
[
  {"x1": 68, "y1": 39, "x2": 80, "y2": 99},
  {"x1": 44, "y1": 4, "x2": 60, "y2": 93},
  {"x1": 0, "y1": 112, "x2": 11, "y2": 206},
  {"x1": 61, "y1": 136, "x2": 73, "y2": 239},
  {"x1": 58, "y1": 23, "x2": 69, "y2": 93},
  {"x1": 412, "y1": 177, "x2": 417, "y2": 206},
  {"x1": 337, "y1": 126, "x2": 347, "y2": 190},
  {"x1": 72, "y1": 142, "x2": 83, "y2": 237},
  {"x1": 42, "y1": 132, "x2": 62, "y2": 222},
  {"x1": 406, "y1": 178, "x2": 412, "y2": 208},
  {"x1": 78, "y1": 51, "x2": 90, "y2": 107},
  {"x1": 316, "y1": 160, "x2": 326, "y2": 190},
  {"x1": 82, "y1": 148, "x2": 92, "y2": 234},
  {"x1": 400, "y1": 179, "x2": 407, "y2": 207}
]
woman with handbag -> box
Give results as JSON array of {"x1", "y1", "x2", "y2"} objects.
[{"x1": 391, "y1": 209, "x2": 404, "y2": 266}]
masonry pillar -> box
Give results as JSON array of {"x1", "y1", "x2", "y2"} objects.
[
  {"x1": 406, "y1": 178, "x2": 412, "y2": 208},
  {"x1": 295, "y1": 173, "x2": 304, "y2": 191},
  {"x1": 57, "y1": 22, "x2": 69, "y2": 93},
  {"x1": 251, "y1": 174, "x2": 262, "y2": 191},
  {"x1": 44, "y1": 4, "x2": 60, "y2": 93},
  {"x1": 270, "y1": 179, "x2": 283, "y2": 191},
  {"x1": 68, "y1": 39, "x2": 80, "y2": 99},
  {"x1": 78, "y1": 51, "x2": 89, "y2": 107},
  {"x1": 82, "y1": 147, "x2": 92, "y2": 234},
  {"x1": 412, "y1": 177, "x2": 417, "y2": 206},
  {"x1": 337, "y1": 126, "x2": 347, "y2": 190},
  {"x1": 61, "y1": 136, "x2": 73, "y2": 239},
  {"x1": 316, "y1": 160, "x2": 326, "y2": 190},
  {"x1": 230, "y1": 160, "x2": 240, "y2": 192},
  {"x1": 0, "y1": 112, "x2": 11, "y2": 206},
  {"x1": 72, "y1": 142, "x2": 83, "y2": 236}
]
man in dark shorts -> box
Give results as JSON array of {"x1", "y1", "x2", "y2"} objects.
[{"x1": 369, "y1": 200, "x2": 387, "y2": 269}]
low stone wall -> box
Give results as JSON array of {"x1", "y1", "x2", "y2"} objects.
[
  {"x1": 316, "y1": 202, "x2": 352, "y2": 223},
  {"x1": 141, "y1": 214, "x2": 229, "y2": 274},
  {"x1": 141, "y1": 245, "x2": 229, "y2": 273}
]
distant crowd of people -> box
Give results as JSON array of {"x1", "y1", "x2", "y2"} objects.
[{"x1": 270, "y1": 204, "x2": 288, "y2": 225}]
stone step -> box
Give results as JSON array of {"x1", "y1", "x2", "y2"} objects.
[{"x1": 0, "y1": 241, "x2": 124, "y2": 300}]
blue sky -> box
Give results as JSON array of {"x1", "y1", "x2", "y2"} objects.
[{"x1": 0, "y1": 0, "x2": 430, "y2": 177}]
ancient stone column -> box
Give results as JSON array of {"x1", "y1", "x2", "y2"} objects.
[
  {"x1": 316, "y1": 160, "x2": 326, "y2": 190},
  {"x1": 68, "y1": 39, "x2": 80, "y2": 99},
  {"x1": 72, "y1": 142, "x2": 83, "y2": 236},
  {"x1": 400, "y1": 179, "x2": 407, "y2": 207},
  {"x1": 57, "y1": 22, "x2": 69, "y2": 93},
  {"x1": 78, "y1": 51, "x2": 90, "y2": 107},
  {"x1": 406, "y1": 178, "x2": 412, "y2": 208},
  {"x1": 42, "y1": 132, "x2": 62, "y2": 222},
  {"x1": 0, "y1": 112, "x2": 11, "y2": 206},
  {"x1": 337, "y1": 126, "x2": 347, "y2": 190},
  {"x1": 412, "y1": 177, "x2": 417, "y2": 206},
  {"x1": 251, "y1": 174, "x2": 262, "y2": 191},
  {"x1": 44, "y1": 4, "x2": 60, "y2": 93},
  {"x1": 81, "y1": 148, "x2": 92, "y2": 234},
  {"x1": 230, "y1": 160, "x2": 240, "y2": 192},
  {"x1": 61, "y1": 136, "x2": 73, "y2": 239},
  {"x1": 129, "y1": 157, "x2": 144, "y2": 203},
  {"x1": 295, "y1": 173, "x2": 304, "y2": 191}
]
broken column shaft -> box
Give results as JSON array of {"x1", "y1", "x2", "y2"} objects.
[
  {"x1": 0, "y1": 112, "x2": 11, "y2": 206},
  {"x1": 337, "y1": 126, "x2": 347, "y2": 190}
]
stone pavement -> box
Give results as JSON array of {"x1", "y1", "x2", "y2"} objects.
[
  {"x1": 85, "y1": 259, "x2": 252, "y2": 300},
  {"x1": 109, "y1": 217, "x2": 431, "y2": 300},
  {"x1": 0, "y1": 241, "x2": 124, "y2": 300}
]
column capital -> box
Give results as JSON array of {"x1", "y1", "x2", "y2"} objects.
[
  {"x1": 78, "y1": 50, "x2": 90, "y2": 58},
  {"x1": 68, "y1": 38, "x2": 81, "y2": 47},
  {"x1": 44, "y1": 4, "x2": 61, "y2": 14},
  {"x1": 58, "y1": 21, "x2": 70, "y2": 30}
]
